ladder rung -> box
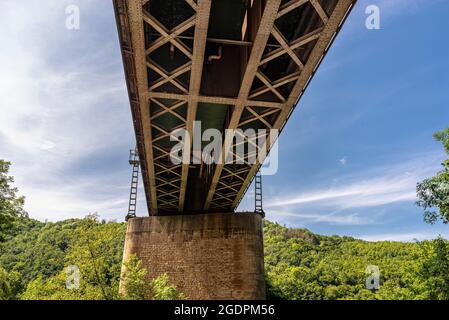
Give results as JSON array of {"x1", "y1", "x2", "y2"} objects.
[
  {"x1": 254, "y1": 171, "x2": 263, "y2": 214},
  {"x1": 127, "y1": 149, "x2": 140, "y2": 220}
]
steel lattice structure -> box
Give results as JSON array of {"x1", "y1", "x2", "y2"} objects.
[{"x1": 114, "y1": 0, "x2": 356, "y2": 215}]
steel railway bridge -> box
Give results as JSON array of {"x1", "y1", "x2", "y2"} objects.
[
  {"x1": 114, "y1": 0, "x2": 356, "y2": 215},
  {"x1": 115, "y1": 0, "x2": 356, "y2": 299}
]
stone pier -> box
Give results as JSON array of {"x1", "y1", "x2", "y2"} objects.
[{"x1": 121, "y1": 212, "x2": 265, "y2": 300}]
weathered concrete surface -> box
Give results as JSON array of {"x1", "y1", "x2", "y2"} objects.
[{"x1": 121, "y1": 212, "x2": 265, "y2": 300}]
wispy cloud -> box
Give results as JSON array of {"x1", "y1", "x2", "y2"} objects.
[
  {"x1": 267, "y1": 151, "x2": 442, "y2": 212},
  {"x1": 275, "y1": 211, "x2": 375, "y2": 226},
  {"x1": 268, "y1": 175, "x2": 415, "y2": 209},
  {"x1": 359, "y1": 231, "x2": 449, "y2": 242},
  {"x1": 0, "y1": 1, "x2": 141, "y2": 221},
  {"x1": 253, "y1": 151, "x2": 445, "y2": 227}
]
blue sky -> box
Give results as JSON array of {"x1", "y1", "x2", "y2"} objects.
[{"x1": 0, "y1": 0, "x2": 448, "y2": 241}]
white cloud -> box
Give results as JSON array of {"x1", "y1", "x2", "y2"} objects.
[
  {"x1": 339, "y1": 157, "x2": 347, "y2": 165},
  {"x1": 0, "y1": 1, "x2": 142, "y2": 221},
  {"x1": 359, "y1": 231, "x2": 449, "y2": 242},
  {"x1": 275, "y1": 211, "x2": 375, "y2": 226},
  {"x1": 255, "y1": 151, "x2": 445, "y2": 227},
  {"x1": 268, "y1": 177, "x2": 416, "y2": 209},
  {"x1": 266, "y1": 151, "x2": 443, "y2": 211},
  {"x1": 18, "y1": 172, "x2": 148, "y2": 222}
]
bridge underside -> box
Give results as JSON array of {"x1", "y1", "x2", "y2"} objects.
[{"x1": 114, "y1": 0, "x2": 356, "y2": 215}]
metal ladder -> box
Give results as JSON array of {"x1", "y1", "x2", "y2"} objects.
[
  {"x1": 126, "y1": 149, "x2": 140, "y2": 221},
  {"x1": 254, "y1": 171, "x2": 264, "y2": 216}
]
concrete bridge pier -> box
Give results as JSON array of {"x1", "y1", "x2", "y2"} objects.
[{"x1": 121, "y1": 212, "x2": 266, "y2": 300}]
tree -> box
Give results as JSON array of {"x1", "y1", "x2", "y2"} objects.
[
  {"x1": 20, "y1": 274, "x2": 70, "y2": 300},
  {"x1": 120, "y1": 254, "x2": 149, "y2": 300},
  {"x1": 120, "y1": 255, "x2": 185, "y2": 300},
  {"x1": 0, "y1": 160, "x2": 26, "y2": 241},
  {"x1": 61, "y1": 214, "x2": 125, "y2": 300},
  {"x1": 0, "y1": 267, "x2": 21, "y2": 300},
  {"x1": 19, "y1": 215, "x2": 126, "y2": 300},
  {"x1": 263, "y1": 221, "x2": 423, "y2": 300},
  {"x1": 417, "y1": 237, "x2": 449, "y2": 300},
  {"x1": 150, "y1": 273, "x2": 185, "y2": 300},
  {"x1": 416, "y1": 127, "x2": 449, "y2": 224},
  {"x1": 0, "y1": 267, "x2": 12, "y2": 300}
]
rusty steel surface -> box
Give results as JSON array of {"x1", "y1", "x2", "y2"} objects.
[{"x1": 113, "y1": 0, "x2": 357, "y2": 215}]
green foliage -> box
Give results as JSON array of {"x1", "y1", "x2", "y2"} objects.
[
  {"x1": 62, "y1": 214, "x2": 126, "y2": 300},
  {"x1": 434, "y1": 128, "x2": 449, "y2": 155},
  {"x1": 121, "y1": 254, "x2": 149, "y2": 300},
  {"x1": 0, "y1": 214, "x2": 126, "y2": 300},
  {"x1": 1, "y1": 202, "x2": 448, "y2": 300},
  {"x1": 1, "y1": 213, "x2": 185, "y2": 300},
  {"x1": 0, "y1": 266, "x2": 21, "y2": 300},
  {"x1": 0, "y1": 160, "x2": 26, "y2": 241},
  {"x1": 1, "y1": 218, "x2": 70, "y2": 286},
  {"x1": 416, "y1": 127, "x2": 449, "y2": 224},
  {"x1": 0, "y1": 267, "x2": 12, "y2": 300},
  {"x1": 20, "y1": 274, "x2": 73, "y2": 300},
  {"x1": 2, "y1": 156, "x2": 448, "y2": 300},
  {"x1": 150, "y1": 273, "x2": 185, "y2": 300},
  {"x1": 120, "y1": 254, "x2": 186, "y2": 300},
  {"x1": 417, "y1": 237, "x2": 449, "y2": 300},
  {"x1": 263, "y1": 221, "x2": 446, "y2": 300}
]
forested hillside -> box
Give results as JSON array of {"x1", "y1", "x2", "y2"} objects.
[
  {"x1": 264, "y1": 221, "x2": 449, "y2": 300},
  {"x1": 1, "y1": 215, "x2": 448, "y2": 300},
  {"x1": 0, "y1": 215, "x2": 126, "y2": 299}
]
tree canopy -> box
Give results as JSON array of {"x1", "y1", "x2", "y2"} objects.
[
  {"x1": 1, "y1": 216, "x2": 449, "y2": 300},
  {"x1": 264, "y1": 221, "x2": 449, "y2": 300},
  {"x1": 1, "y1": 157, "x2": 449, "y2": 300},
  {"x1": 416, "y1": 127, "x2": 449, "y2": 224},
  {"x1": 0, "y1": 213, "x2": 184, "y2": 300},
  {"x1": 0, "y1": 160, "x2": 26, "y2": 242}
]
